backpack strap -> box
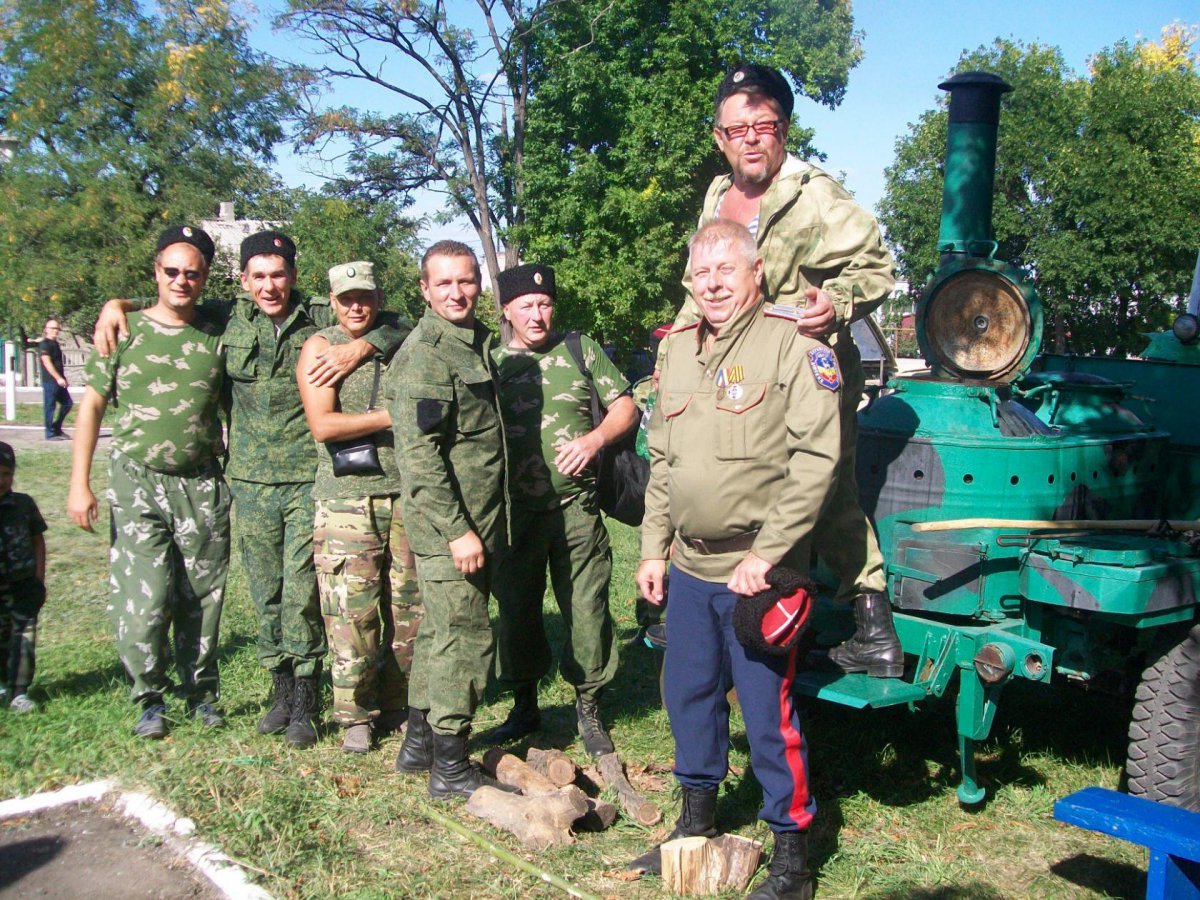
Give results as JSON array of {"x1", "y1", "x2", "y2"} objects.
[{"x1": 563, "y1": 331, "x2": 603, "y2": 427}]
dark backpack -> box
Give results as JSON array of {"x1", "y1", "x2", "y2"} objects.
[{"x1": 562, "y1": 332, "x2": 650, "y2": 527}]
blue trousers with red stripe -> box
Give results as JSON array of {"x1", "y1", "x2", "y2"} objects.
[{"x1": 663, "y1": 567, "x2": 815, "y2": 832}]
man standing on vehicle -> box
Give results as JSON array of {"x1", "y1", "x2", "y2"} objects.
[
  {"x1": 661, "y1": 64, "x2": 902, "y2": 676},
  {"x1": 487, "y1": 263, "x2": 638, "y2": 756},
  {"x1": 387, "y1": 240, "x2": 515, "y2": 799}
]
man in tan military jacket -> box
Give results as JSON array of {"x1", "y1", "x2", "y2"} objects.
[
  {"x1": 661, "y1": 63, "x2": 902, "y2": 680},
  {"x1": 633, "y1": 220, "x2": 838, "y2": 899}
]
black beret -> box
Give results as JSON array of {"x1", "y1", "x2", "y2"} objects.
[
  {"x1": 156, "y1": 225, "x2": 215, "y2": 264},
  {"x1": 731, "y1": 566, "x2": 813, "y2": 657},
  {"x1": 715, "y1": 64, "x2": 794, "y2": 120},
  {"x1": 0, "y1": 441, "x2": 14, "y2": 469},
  {"x1": 240, "y1": 230, "x2": 296, "y2": 271},
  {"x1": 496, "y1": 263, "x2": 556, "y2": 306}
]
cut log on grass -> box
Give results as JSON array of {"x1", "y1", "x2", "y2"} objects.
[
  {"x1": 660, "y1": 835, "x2": 724, "y2": 895},
  {"x1": 659, "y1": 834, "x2": 764, "y2": 894},
  {"x1": 482, "y1": 747, "x2": 559, "y2": 797},
  {"x1": 596, "y1": 752, "x2": 662, "y2": 826},
  {"x1": 573, "y1": 797, "x2": 618, "y2": 832},
  {"x1": 712, "y1": 834, "x2": 763, "y2": 891},
  {"x1": 465, "y1": 785, "x2": 588, "y2": 850},
  {"x1": 526, "y1": 747, "x2": 579, "y2": 786}
]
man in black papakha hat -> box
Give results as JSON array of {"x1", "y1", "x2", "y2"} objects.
[
  {"x1": 69, "y1": 225, "x2": 231, "y2": 739},
  {"x1": 92, "y1": 229, "x2": 411, "y2": 748},
  {"x1": 485, "y1": 263, "x2": 638, "y2": 757}
]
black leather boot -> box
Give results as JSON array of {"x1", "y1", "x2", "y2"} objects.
[
  {"x1": 627, "y1": 786, "x2": 718, "y2": 874},
  {"x1": 394, "y1": 707, "x2": 434, "y2": 773},
  {"x1": 825, "y1": 591, "x2": 903, "y2": 678},
  {"x1": 427, "y1": 731, "x2": 521, "y2": 800},
  {"x1": 257, "y1": 666, "x2": 294, "y2": 735},
  {"x1": 575, "y1": 691, "x2": 614, "y2": 757},
  {"x1": 747, "y1": 831, "x2": 812, "y2": 899},
  {"x1": 482, "y1": 682, "x2": 541, "y2": 743},
  {"x1": 284, "y1": 664, "x2": 321, "y2": 748}
]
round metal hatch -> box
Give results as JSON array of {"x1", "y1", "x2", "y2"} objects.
[{"x1": 918, "y1": 262, "x2": 1040, "y2": 382}]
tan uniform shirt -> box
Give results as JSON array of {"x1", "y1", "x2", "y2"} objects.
[{"x1": 642, "y1": 298, "x2": 842, "y2": 582}]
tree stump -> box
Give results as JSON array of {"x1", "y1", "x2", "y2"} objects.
[
  {"x1": 660, "y1": 835, "x2": 724, "y2": 895},
  {"x1": 712, "y1": 834, "x2": 763, "y2": 891}
]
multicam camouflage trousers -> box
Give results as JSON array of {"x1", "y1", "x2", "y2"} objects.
[
  {"x1": 107, "y1": 453, "x2": 231, "y2": 706},
  {"x1": 230, "y1": 480, "x2": 326, "y2": 679},
  {"x1": 313, "y1": 495, "x2": 422, "y2": 726},
  {"x1": 0, "y1": 576, "x2": 45, "y2": 693}
]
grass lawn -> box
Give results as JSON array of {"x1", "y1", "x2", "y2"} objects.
[{"x1": 0, "y1": 448, "x2": 1149, "y2": 898}]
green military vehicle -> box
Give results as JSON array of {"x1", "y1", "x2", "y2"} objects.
[{"x1": 798, "y1": 72, "x2": 1200, "y2": 810}]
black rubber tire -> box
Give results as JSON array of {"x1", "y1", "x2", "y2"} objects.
[{"x1": 1124, "y1": 622, "x2": 1200, "y2": 811}]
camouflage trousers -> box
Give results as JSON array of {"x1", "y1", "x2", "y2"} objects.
[
  {"x1": 0, "y1": 577, "x2": 45, "y2": 693},
  {"x1": 107, "y1": 453, "x2": 230, "y2": 706},
  {"x1": 314, "y1": 495, "x2": 422, "y2": 726},
  {"x1": 409, "y1": 556, "x2": 494, "y2": 737},
  {"x1": 493, "y1": 497, "x2": 618, "y2": 699},
  {"x1": 811, "y1": 350, "x2": 887, "y2": 601},
  {"x1": 230, "y1": 480, "x2": 326, "y2": 678}
]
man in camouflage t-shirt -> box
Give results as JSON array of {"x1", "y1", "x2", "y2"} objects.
[
  {"x1": 488, "y1": 263, "x2": 638, "y2": 757},
  {"x1": 68, "y1": 225, "x2": 230, "y2": 740}
]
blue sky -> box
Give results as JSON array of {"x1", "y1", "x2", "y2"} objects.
[{"x1": 252, "y1": 1, "x2": 1195, "y2": 245}]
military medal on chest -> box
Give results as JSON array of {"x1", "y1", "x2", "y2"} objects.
[{"x1": 715, "y1": 363, "x2": 745, "y2": 400}]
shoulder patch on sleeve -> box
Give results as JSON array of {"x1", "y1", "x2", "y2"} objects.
[{"x1": 807, "y1": 346, "x2": 841, "y2": 392}]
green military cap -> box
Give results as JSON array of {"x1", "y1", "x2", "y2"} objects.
[{"x1": 329, "y1": 261, "x2": 377, "y2": 296}]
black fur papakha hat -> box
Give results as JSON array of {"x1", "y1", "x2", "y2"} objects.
[
  {"x1": 496, "y1": 263, "x2": 556, "y2": 306},
  {"x1": 156, "y1": 225, "x2": 215, "y2": 265},
  {"x1": 731, "y1": 565, "x2": 813, "y2": 656},
  {"x1": 240, "y1": 230, "x2": 296, "y2": 271}
]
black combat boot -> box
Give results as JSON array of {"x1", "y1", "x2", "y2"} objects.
[
  {"x1": 427, "y1": 731, "x2": 521, "y2": 800},
  {"x1": 575, "y1": 691, "x2": 614, "y2": 757},
  {"x1": 284, "y1": 663, "x2": 321, "y2": 748},
  {"x1": 482, "y1": 682, "x2": 540, "y2": 743},
  {"x1": 747, "y1": 831, "x2": 812, "y2": 899},
  {"x1": 394, "y1": 707, "x2": 434, "y2": 773},
  {"x1": 825, "y1": 591, "x2": 903, "y2": 678},
  {"x1": 257, "y1": 665, "x2": 294, "y2": 735},
  {"x1": 627, "y1": 786, "x2": 719, "y2": 874}
]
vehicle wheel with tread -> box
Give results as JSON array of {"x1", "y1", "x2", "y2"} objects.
[{"x1": 1124, "y1": 622, "x2": 1200, "y2": 811}]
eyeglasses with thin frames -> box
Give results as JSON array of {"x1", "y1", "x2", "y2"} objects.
[{"x1": 718, "y1": 119, "x2": 785, "y2": 142}]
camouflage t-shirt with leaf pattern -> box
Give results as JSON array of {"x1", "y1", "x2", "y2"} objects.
[
  {"x1": 494, "y1": 333, "x2": 630, "y2": 510},
  {"x1": 84, "y1": 310, "x2": 225, "y2": 473}
]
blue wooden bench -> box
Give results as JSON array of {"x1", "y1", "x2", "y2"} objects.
[{"x1": 1053, "y1": 787, "x2": 1200, "y2": 899}]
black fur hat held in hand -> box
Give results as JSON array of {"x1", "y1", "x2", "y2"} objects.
[{"x1": 732, "y1": 565, "x2": 813, "y2": 657}]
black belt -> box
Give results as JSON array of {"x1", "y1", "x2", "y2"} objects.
[{"x1": 677, "y1": 529, "x2": 759, "y2": 555}]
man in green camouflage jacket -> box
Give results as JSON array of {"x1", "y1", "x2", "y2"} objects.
[{"x1": 386, "y1": 240, "x2": 516, "y2": 801}]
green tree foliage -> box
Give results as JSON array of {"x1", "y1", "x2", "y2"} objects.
[
  {"x1": 520, "y1": 0, "x2": 862, "y2": 349},
  {"x1": 879, "y1": 27, "x2": 1200, "y2": 357},
  {"x1": 286, "y1": 192, "x2": 425, "y2": 320},
  {"x1": 0, "y1": 0, "x2": 292, "y2": 330}
]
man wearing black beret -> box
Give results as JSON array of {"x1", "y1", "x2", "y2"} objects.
[
  {"x1": 93, "y1": 228, "x2": 412, "y2": 748},
  {"x1": 70, "y1": 225, "x2": 230, "y2": 739},
  {"x1": 486, "y1": 263, "x2": 638, "y2": 757},
  {"x1": 662, "y1": 67, "x2": 903, "y2": 683}
]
